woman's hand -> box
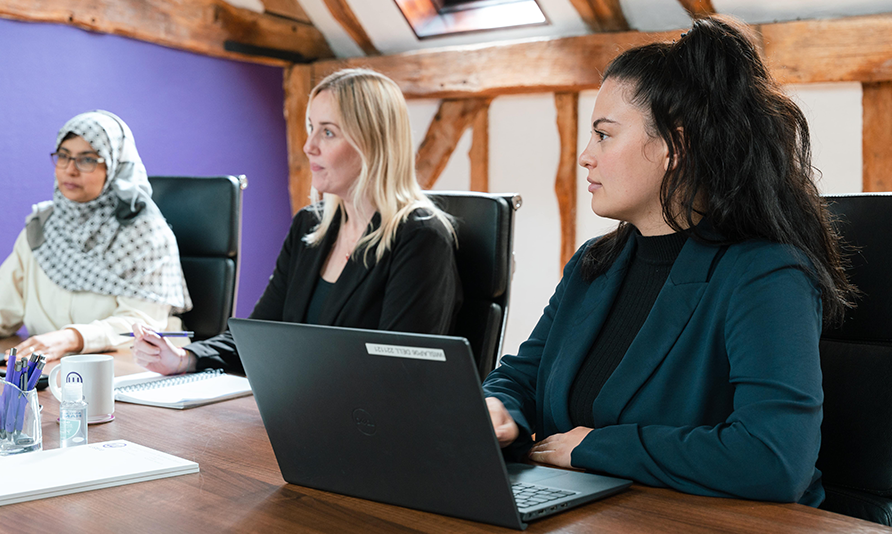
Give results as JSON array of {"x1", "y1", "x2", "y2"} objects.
[
  {"x1": 528, "y1": 427, "x2": 593, "y2": 469},
  {"x1": 486, "y1": 397, "x2": 520, "y2": 448},
  {"x1": 10, "y1": 328, "x2": 84, "y2": 362},
  {"x1": 131, "y1": 323, "x2": 196, "y2": 375}
]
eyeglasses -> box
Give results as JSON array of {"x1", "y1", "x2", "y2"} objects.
[{"x1": 50, "y1": 152, "x2": 106, "y2": 173}]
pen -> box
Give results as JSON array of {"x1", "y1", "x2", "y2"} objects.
[
  {"x1": 15, "y1": 371, "x2": 27, "y2": 433},
  {"x1": 121, "y1": 331, "x2": 194, "y2": 338},
  {"x1": 26, "y1": 352, "x2": 38, "y2": 377},
  {"x1": 5, "y1": 360, "x2": 23, "y2": 433},
  {"x1": 25, "y1": 357, "x2": 45, "y2": 392},
  {"x1": 0, "y1": 350, "x2": 13, "y2": 435}
]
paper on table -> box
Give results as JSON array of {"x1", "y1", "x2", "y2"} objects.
[
  {"x1": 0, "y1": 440, "x2": 199, "y2": 506},
  {"x1": 114, "y1": 370, "x2": 252, "y2": 409}
]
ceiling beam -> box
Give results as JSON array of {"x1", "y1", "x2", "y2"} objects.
[
  {"x1": 261, "y1": 0, "x2": 311, "y2": 23},
  {"x1": 315, "y1": 14, "x2": 892, "y2": 99},
  {"x1": 314, "y1": 29, "x2": 676, "y2": 98},
  {"x1": 762, "y1": 15, "x2": 892, "y2": 84},
  {"x1": 675, "y1": 0, "x2": 715, "y2": 19},
  {"x1": 0, "y1": 0, "x2": 333, "y2": 66},
  {"x1": 322, "y1": 0, "x2": 379, "y2": 56},
  {"x1": 566, "y1": 0, "x2": 630, "y2": 32}
]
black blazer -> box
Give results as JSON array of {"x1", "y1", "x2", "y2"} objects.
[{"x1": 189, "y1": 205, "x2": 462, "y2": 373}]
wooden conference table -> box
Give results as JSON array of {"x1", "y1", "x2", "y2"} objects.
[{"x1": 1, "y1": 340, "x2": 889, "y2": 533}]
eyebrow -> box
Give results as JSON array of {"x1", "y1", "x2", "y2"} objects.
[
  {"x1": 58, "y1": 148, "x2": 100, "y2": 156},
  {"x1": 592, "y1": 118, "x2": 619, "y2": 129}
]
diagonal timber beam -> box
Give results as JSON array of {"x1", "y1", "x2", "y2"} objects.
[
  {"x1": 566, "y1": 0, "x2": 630, "y2": 32},
  {"x1": 322, "y1": 0, "x2": 379, "y2": 56},
  {"x1": 416, "y1": 99, "x2": 490, "y2": 189}
]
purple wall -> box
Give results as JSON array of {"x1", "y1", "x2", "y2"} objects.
[{"x1": 0, "y1": 18, "x2": 293, "y2": 320}]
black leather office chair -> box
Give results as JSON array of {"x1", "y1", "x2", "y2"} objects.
[
  {"x1": 149, "y1": 175, "x2": 246, "y2": 341},
  {"x1": 427, "y1": 191, "x2": 521, "y2": 381},
  {"x1": 817, "y1": 193, "x2": 892, "y2": 525}
]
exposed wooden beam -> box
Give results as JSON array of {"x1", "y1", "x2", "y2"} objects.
[
  {"x1": 675, "y1": 0, "x2": 715, "y2": 18},
  {"x1": 862, "y1": 81, "x2": 892, "y2": 192},
  {"x1": 554, "y1": 93, "x2": 578, "y2": 271},
  {"x1": 566, "y1": 0, "x2": 630, "y2": 32},
  {"x1": 315, "y1": 29, "x2": 676, "y2": 99},
  {"x1": 284, "y1": 64, "x2": 314, "y2": 215},
  {"x1": 416, "y1": 99, "x2": 490, "y2": 189},
  {"x1": 762, "y1": 15, "x2": 892, "y2": 85},
  {"x1": 322, "y1": 0, "x2": 379, "y2": 56},
  {"x1": 0, "y1": 0, "x2": 333, "y2": 66},
  {"x1": 316, "y1": 14, "x2": 892, "y2": 99},
  {"x1": 261, "y1": 0, "x2": 310, "y2": 23},
  {"x1": 469, "y1": 103, "x2": 490, "y2": 192}
]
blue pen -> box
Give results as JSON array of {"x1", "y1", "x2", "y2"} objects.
[
  {"x1": 0, "y1": 350, "x2": 13, "y2": 436},
  {"x1": 15, "y1": 371, "x2": 27, "y2": 433},
  {"x1": 4, "y1": 360, "x2": 23, "y2": 434},
  {"x1": 120, "y1": 331, "x2": 194, "y2": 337},
  {"x1": 25, "y1": 358, "x2": 45, "y2": 392},
  {"x1": 26, "y1": 353, "x2": 38, "y2": 377}
]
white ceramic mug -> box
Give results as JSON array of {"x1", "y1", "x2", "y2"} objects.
[{"x1": 49, "y1": 354, "x2": 115, "y2": 424}]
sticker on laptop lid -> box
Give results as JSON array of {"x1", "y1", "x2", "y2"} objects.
[{"x1": 365, "y1": 343, "x2": 446, "y2": 362}]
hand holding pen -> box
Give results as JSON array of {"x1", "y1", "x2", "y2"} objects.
[
  {"x1": 130, "y1": 324, "x2": 198, "y2": 376},
  {"x1": 120, "y1": 331, "x2": 194, "y2": 338}
]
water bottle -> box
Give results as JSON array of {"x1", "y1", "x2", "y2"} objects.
[{"x1": 59, "y1": 382, "x2": 88, "y2": 448}]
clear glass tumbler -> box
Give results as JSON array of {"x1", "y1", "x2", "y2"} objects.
[{"x1": 0, "y1": 379, "x2": 42, "y2": 455}]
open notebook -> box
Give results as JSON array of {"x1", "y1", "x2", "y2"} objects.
[{"x1": 113, "y1": 369, "x2": 252, "y2": 409}]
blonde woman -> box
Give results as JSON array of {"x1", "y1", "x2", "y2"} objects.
[{"x1": 133, "y1": 69, "x2": 462, "y2": 375}]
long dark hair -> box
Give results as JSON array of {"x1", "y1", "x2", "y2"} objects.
[{"x1": 580, "y1": 15, "x2": 855, "y2": 325}]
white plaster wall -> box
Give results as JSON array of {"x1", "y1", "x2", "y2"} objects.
[
  {"x1": 786, "y1": 83, "x2": 863, "y2": 194},
  {"x1": 407, "y1": 82, "x2": 863, "y2": 360}
]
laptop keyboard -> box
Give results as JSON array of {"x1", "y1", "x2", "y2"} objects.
[{"x1": 512, "y1": 482, "x2": 578, "y2": 510}]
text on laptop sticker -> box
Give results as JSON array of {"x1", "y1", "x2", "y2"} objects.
[{"x1": 365, "y1": 343, "x2": 446, "y2": 362}]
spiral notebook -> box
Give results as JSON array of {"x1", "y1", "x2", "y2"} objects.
[{"x1": 113, "y1": 369, "x2": 252, "y2": 409}]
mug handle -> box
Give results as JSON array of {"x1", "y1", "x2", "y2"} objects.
[{"x1": 48, "y1": 365, "x2": 63, "y2": 402}]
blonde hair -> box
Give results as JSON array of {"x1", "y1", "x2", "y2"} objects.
[{"x1": 304, "y1": 68, "x2": 455, "y2": 263}]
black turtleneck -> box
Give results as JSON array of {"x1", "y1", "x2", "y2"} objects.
[{"x1": 568, "y1": 230, "x2": 687, "y2": 428}]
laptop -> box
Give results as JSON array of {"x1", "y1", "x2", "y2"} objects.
[{"x1": 229, "y1": 319, "x2": 632, "y2": 530}]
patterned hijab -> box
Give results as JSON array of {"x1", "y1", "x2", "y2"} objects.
[{"x1": 27, "y1": 110, "x2": 192, "y2": 312}]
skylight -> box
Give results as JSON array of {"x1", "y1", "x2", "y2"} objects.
[{"x1": 394, "y1": 0, "x2": 547, "y2": 39}]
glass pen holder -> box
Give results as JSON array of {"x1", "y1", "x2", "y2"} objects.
[{"x1": 0, "y1": 379, "x2": 42, "y2": 455}]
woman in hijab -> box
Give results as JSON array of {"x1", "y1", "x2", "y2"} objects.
[{"x1": 0, "y1": 110, "x2": 191, "y2": 361}]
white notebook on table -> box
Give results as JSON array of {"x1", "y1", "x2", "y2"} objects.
[
  {"x1": 0, "y1": 440, "x2": 199, "y2": 506},
  {"x1": 114, "y1": 369, "x2": 252, "y2": 409}
]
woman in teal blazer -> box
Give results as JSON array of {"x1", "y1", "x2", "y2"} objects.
[{"x1": 484, "y1": 16, "x2": 855, "y2": 507}]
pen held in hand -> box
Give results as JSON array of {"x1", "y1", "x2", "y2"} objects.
[{"x1": 121, "y1": 331, "x2": 194, "y2": 338}]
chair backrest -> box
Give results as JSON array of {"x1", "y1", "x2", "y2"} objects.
[
  {"x1": 427, "y1": 191, "x2": 521, "y2": 380},
  {"x1": 817, "y1": 193, "x2": 892, "y2": 524},
  {"x1": 149, "y1": 175, "x2": 245, "y2": 341}
]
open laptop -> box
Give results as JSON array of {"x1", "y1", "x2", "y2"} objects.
[{"x1": 229, "y1": 318, "x2": 631, "y2": 530}]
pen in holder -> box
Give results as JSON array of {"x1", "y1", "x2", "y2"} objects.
[{"x1": 0, "y1": 379, "x2": 42, "y2": 455}]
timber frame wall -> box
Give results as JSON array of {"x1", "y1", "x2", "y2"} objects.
[
  {"x1": 301, "y1": 13, "x2": 892, "y2": 266},
  {"x1": 4, "y1": 3, "x2": 892, "y2": 267}
]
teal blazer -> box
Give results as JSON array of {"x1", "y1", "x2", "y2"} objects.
[{"x1": 483, "y1": 234, "x2": 824, "y2": 506}]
